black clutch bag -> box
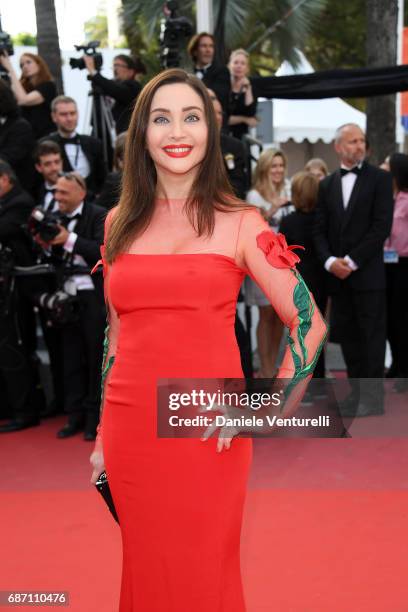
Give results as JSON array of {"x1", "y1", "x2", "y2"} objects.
[{"x1": 95, "y1": 471, "x2": 119, "y2": 524}]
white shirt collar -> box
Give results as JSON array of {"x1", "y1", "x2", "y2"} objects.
[
  {"x1": 65, "y1": 201, "x2": 84, "y2": 218},
  {"x1": 58, "y1": 130, "x2": 78, "y2": 139},
  {"x1": 340, "y1": 161, "x2": 364, "y2": 171}
]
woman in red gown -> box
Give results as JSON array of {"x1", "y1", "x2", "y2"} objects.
[{"x1": 90, "y1": 69, "x2": 327, "y2": 611}]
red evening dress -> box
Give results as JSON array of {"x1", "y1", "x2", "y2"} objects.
[{"x1": 95, "y1": 199, "x2": 326, "y2": 612}]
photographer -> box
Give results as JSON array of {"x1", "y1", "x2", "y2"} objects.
[
  {"x1": 84, "y1": 54, "x2": 144, "y2": 134},
  {"x1": 46, "y1": 95, "x2": 106, "y2": 198},
  {"x1": 0, "y1": 52, "x2": 56, "y2": 139},
  {"x1": 0, "y1": 161, "x2": 40, "y2": 432},
  {"x1": 0, "y1": 80, "x2": 35, "y2": 191},
  {"x1": 35, "y1": 172, "x2": 106, "y2": 440}
]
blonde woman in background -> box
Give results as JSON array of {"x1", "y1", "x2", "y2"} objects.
[
  {"x1": 244, "y1": 149, "x2": 293, "y2": 377},
  {"x1": 304, "y1": 157, "x2": 329, "y2": 181},
  {"x1": 228, "y1": 49, "x2": 257, "y2": 141}
]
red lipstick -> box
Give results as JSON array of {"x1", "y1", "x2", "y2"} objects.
[{"x1": 162, "y1": 144, "x2": 193, "y2": 158}]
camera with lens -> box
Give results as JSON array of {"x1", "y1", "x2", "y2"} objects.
[
  {"x1": 36, "y1": 289, "x2": 81, "y2": 327},
  {"x1": 160, "y1": 1, "x2": 193, "y2": 69},
  {"x1": 69, "y1": 40, "x2": 103, "y2": 71},
  {"x1": 28, "y1": 207, "x2": 61, "y2": 243},
  {"x1": 0, "y1": 16, "x2": 14, "y2": 58}
]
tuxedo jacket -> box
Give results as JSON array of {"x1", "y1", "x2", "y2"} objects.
[
  {"x1": 220, "y1": 133, "x2": 247, "y2": 199},
  {"x1": 313, "y1": 162, "x2": 393, "y2": 293},
  {"x1": 200, "y1": 64, "x2": 231, "y2": 116},
  {"x1": 45, "y1": 132, "x2": 106, "y2": 196},
  {"x1": 0, "y1": 184, "x2": 35, "y2": 266},
  {"x1": 67, "y1": 200, "x2": 107, "y2": 299}
]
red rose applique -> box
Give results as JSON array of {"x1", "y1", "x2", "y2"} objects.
[{"x1": 256, "y1": 231, "x2": 304, "y2": 269}]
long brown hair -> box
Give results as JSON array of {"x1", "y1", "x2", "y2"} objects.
[
  {"x1": 20, "y1": 53, "x2": 53, "y2": 91},
  {"x1": 106, "y1": 68, "x2": 244, "y2": 263}
]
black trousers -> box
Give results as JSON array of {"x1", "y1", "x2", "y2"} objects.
[
  {"x1": 61, "y1": 290, "x2": 106, "y2": 425},
  {"x1": 331, "y1": 286, "x2": 386, "y2": 407},
  {"x1": 386, "y1": 258, "x2": 408, "y2": 377},
  {"x1": 38, "y1": 310, "x2": 65, "y2": 410}
]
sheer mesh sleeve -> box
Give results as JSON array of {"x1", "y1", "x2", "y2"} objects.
[
  {"x1": 237, "y1": 210, "x2": 328, "y2": 410},
  {"x1": 91, "y1": 210, "x2": 119, "y2": 448}
]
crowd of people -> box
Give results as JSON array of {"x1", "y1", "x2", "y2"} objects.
[{"x1": 0, "y1": 32, "x2": 407, "y2": 439}]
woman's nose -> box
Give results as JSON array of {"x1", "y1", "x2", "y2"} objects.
[{"x1": 169, "y1": 120, "x2": 186, "y2": 139}]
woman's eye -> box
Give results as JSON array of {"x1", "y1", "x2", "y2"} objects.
[
  {"x1": 185, "y1": 114, "x2": 199, "y2": 122},
  {"x1": 153, "y1": 116, "x2": 169, "y2": 124}
]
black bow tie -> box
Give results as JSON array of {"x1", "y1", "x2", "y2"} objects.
[
  {"x1": 59, "y1": 213, "x2": 81, "y2": 227},
  {"x1": 45, "y1": 187, "x2": 56, "y2": 194},
  {"x1": 341, "y1": 166, "x2": 361, "y2": 177}
]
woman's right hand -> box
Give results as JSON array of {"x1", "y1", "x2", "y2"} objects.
[{"x1": 90, "y1": 443, "x2": 105, "y2": 484}]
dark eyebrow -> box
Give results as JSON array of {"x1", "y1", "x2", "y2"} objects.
[{"x1": 150, "y1": 106, "x2": 203, "y2": 114}]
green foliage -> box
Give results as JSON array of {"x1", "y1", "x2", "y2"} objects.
[
  {"x1": 12, "y1": 32, "x2": 37, "y2": 46},
  {"x1": 304, "y1": 0, "x2": 366, "y2": 70},
  {"x1": 303, "y1": 0, "x2": 366, "y2": 111},
  {"x1": 121, "y1": 0, "x2": 327, "y2": 78},
  {"x1": 84, "y1": 14, "x2": 109, "y2": 47}
]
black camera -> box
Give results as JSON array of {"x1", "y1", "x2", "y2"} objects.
[
  {"x1": 69, "y1": 40, "x2": 103, "y2": 71},
  {"x1": 160, "y1": 1, "x2": 193, "y2": 69},
  {"x1": 28, "y1": 207, "x2": 61, "y2": 243},
  {"x1": 36, "y1": 290, "x2": 81, "y2": 327},
  {"x1": 0, "y1": 15, "x2": 14, "y2": 58}
]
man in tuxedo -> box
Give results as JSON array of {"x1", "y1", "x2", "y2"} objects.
[
  {"x1": 313, "y1": 123, "x2": 394, "y2": 417},
  {"x1": 209, "y1": 91, "x2": 248, "y2": 199},
  {"x1": 0, "y1": 161, "x2": 40, "y2": 432},
  {"x1": 46, "y1": 96, "x2": 106, "y2": 198},
  {"x1": 188, "y1": 32, "x2": 231, "y2": 117},
  {"x1": 31, "y1": 140, "x2": 66, "y2": 418},
  {"x1": 33, "y1": 140, "x2": 63, "y2": 211},
  {"x1": 45, "y1": 172, "x2": 106, "y2": 440}
]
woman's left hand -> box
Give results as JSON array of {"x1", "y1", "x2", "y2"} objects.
[{"x1": 200, "y1": 403, "x2": 240, "y2": 452}]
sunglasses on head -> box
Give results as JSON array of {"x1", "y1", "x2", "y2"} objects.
[{"x1": 58, "y1": 172, "x2": 86, "y2": 190}]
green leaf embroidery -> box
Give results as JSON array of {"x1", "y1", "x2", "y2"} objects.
[{"x1": 284, "y1": 270, "x2": 327, "y2": 402}]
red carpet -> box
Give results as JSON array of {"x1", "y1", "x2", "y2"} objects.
[{"x1": 1, "y1": 406, "x2": 408, "y2": 611}]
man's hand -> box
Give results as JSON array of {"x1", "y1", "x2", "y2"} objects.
[
  {"x1": 33, "y1": 233, "x2": 50, "y2": 249},
  {"x1": 0, "y1": 52, "x2": 12, "y2": 71},
  {"x1": 49, "y1": 225, "x2": 69, "y2": 246},
  {"x1": 83, "y1": 55, "x2": 96, "y2": 74},
  {"x1": 329, "y1": 258, "x2": 353, "y2": 279}
]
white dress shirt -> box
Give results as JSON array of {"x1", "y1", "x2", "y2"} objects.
[
  {"x1": 62, "y1": 201, "x2": 94, "y2": 292},
  {"x1": 43, "y1": 182, "x2": 59, "y2": 212},
  {"x1": 324, "y1": 163, "x2": 362, "y2": 273},
  {"x1": 62, "y1": 131, "x2": 90, "y2": 178}
]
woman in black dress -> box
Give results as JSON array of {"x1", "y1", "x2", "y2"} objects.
[
  {"x1": 0, "y1": 52, "x2": 56, "y2": 139},
  {"x1": 228, "y1": 49, "x2": 257, "y2": 141}
]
